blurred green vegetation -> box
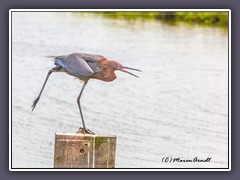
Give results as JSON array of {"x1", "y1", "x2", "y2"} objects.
[{"x1": 93, "y1": 11, "x2": 229, "y2": 28}]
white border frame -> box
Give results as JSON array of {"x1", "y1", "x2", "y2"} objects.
[{"x1": 9, "y1": 9, "x2": 231, "y2": 171}]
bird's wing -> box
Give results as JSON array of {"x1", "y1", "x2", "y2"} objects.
[
  {"x1": 55, "y1": 54, "x2": 93, "y2": 76},
  {"x1": 73, "y1": 53, "x2": 107, "y2": 62}
]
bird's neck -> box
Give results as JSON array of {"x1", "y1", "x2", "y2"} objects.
[
  {"x1": 102, "y1": 62, "x2": 117, "y2": 82},
  {"x1": 95, "y1": 59, "x2": 117, "y2": 82}
]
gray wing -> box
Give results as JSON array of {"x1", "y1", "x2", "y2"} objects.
[
  {"x1": 55, "y1": 54, "x2": 93, "y2": 76},
  {"x1": 73, "y1": 53, "x2": 106, "y2": 62}
]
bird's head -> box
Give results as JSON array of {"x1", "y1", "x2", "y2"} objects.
[{"x1": 110, "y1": 60, "x2": 142, "y2": 78}]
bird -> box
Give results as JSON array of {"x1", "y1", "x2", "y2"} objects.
[{"x1": 31, "y1": 52, "x2": 141, "y2": 134}]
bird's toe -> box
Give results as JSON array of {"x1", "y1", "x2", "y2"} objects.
[
  {"x1": 85, "y1": 128, "x2": 95, "y2": 135},
  {"x1": 31, "y1": 98, "x2": 39, "y2": 111}
]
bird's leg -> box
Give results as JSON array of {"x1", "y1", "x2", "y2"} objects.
[
  {"x1": 31, "y1": 66, "x2": 60, "y2": 111},
  {"x1": 77, "y1": 81, "x2": 95, "y2": 135}
]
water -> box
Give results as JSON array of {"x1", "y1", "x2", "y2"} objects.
[{"x1": 11, "y1": 12, "x2": 228, "y2": 168}]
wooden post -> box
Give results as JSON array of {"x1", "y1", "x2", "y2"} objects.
[{"x1": 54, "y1": 133, "x2": 117, "y2": 168}]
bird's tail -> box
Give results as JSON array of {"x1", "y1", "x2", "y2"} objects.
[{"x1": 44, "y1": 55, "x2": 57, "y2": 59}]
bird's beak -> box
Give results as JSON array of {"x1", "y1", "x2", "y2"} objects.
[{"x1": 120, "y1": 66, "x2": 142, "y2": 78}]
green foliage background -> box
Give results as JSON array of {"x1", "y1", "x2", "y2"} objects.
[{"x1": 92, "y1": 11, "x2": 228, "y2": 28}]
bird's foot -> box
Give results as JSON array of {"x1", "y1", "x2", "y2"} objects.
[
  {"x1": 31, "y1": 97, "x2": 40, "y2": 111},
  {"x1": 76, "y1": 127, "x2": 95, "y2": 135}
]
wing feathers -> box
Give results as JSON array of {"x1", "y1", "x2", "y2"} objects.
[{"x1": 55, "y1": 55, "x2": 93, "y2": 76}]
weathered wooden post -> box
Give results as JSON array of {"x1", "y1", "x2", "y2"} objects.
[{"x1": 54, "y1": 131, "x2": 117, "y2": 168}]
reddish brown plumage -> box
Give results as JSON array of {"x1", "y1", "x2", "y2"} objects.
[{"x1": 91, "y1": 59, "x2": 117, "y2": 82}]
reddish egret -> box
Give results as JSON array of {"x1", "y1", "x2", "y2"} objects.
[{"x1": 32, "y1": 53, "x2": 141, "y2": 134}]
